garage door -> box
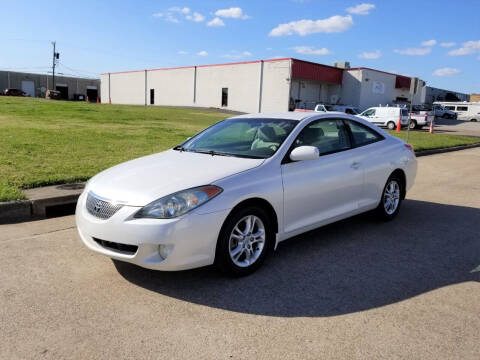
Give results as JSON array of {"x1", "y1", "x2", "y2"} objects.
[{"x1": 21, "y1": 81, "x2": 35, "y2": 97}]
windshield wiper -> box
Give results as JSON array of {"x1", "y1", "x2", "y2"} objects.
[
  {"x1": 173, "y1": 145, "x2": 189, "y2": 152},
  {"x1": 192, "y1": 149, "x2": 235, "y2": 157}
]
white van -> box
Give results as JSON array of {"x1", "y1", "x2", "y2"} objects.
[
  {"x1": 358, "y1": 107, "x2": 409, "y2": 130},
  {"x1": 435, "y1": 102, "x2": 480, "y2": 122}
]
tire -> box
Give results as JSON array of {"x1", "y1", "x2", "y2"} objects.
[
  {"x1": 409, "y1": 120, "x2": 417, "y2": 130},
  {"x1": 387, "y1": 121, "x2": 396, "y2": 130},
  {"x1": 215, "y1": 206, "x2": 274, "y2": 276},
  {"x1": 375, "y1": 174, "x2": 403, "y2": 221},
  {"x1": 471, "y1": 119, "x2": 477, "y2": 122}
]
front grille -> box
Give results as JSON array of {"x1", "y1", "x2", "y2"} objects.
[
  {"x1": 86, "y1": 192, "x2": 123, "y2": 220},
  {"x1": 93, "y1": 238, "x2": 138, "y2": 255}
]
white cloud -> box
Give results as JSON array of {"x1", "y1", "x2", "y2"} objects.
[
  {"x1": 293, "y1": 46, "x2": 331, "y2": 55},
  {"x1": 222, "y1": 50, "x2": 253, "y2": 59},
  {"x1": 186, "y1": 12, "x2": 205, "y2": 22},
  {"x1": 433, "y1": 67, "x2": 460, "y2": 76},
  {"x1": 440, "y1": 42, "x2": 456, "y2": 48},
  {"x1": 394, "y1": 47, "x2": 431, "y2": 56},
  {"x1": 154, "y1": 7, "x2": 204, "y2": 23},
  {"x1": 269, "y1": 15, "x2": 353, "y2": 36},
  {"x1": 358, "y1": 50, "x2": 381, "y2": 59},
  {"x1": 215, "y1": 7, "x2": 250, "y2": 19},
  {"x1": 346, "y1": 3, "x2": 375, "y2": 15},
  {"x1": 153, "y1": 12, "x2": 180, "y2": 23},
  {"x1": 448, "y1": 40, "x2": 480, "y2": 56},
  {"x1": 177, "y1": 50, "x2": 188, "y2": 55},
  {"x1": 197, "y1": 50, "x2": 208, "y2": 56},
  {"x1": 266, "y1": 47, "x2": 273, "y2": 51},
  {"x1": 271, "y1": 55, "x2": 288, "y2": 59},
  {"x1": 207, "y1": 17, "x2": 225, "y2": 27},
  {"x1": 169, "y1": 7, "x2": 190, "y2": 15},
  {"x1": 421, "y1": 39, "x2": 437, "y2": 47}
]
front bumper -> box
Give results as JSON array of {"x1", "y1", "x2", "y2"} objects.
[{"x1": 75, "y1": 191, "x2": 230, "y2": 271}]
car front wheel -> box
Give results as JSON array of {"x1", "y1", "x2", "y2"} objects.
[
  {"x1": 376, "y1": 175, "x2": 403, "y2": 221},
  {"x1": 215, "y1": 206, "x2": 273, "y2": 276}
]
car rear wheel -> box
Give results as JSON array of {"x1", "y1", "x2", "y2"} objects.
[
  {"x1": 376, "y1": 174, "x2": 403, "y2": 221},
  {"x1": 387, "y1": 121, "x2": 396, "y2": 130},
  {"x1": 215, "y1": 206, "x2": 273, "y2": 276},
  {"x1": 409, "y1": 120, "x2": 417, "y2": 130}
]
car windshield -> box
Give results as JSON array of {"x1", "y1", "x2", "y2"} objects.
[{"x1": 176, "y1": 118, "x2": 298, "y2": 159}]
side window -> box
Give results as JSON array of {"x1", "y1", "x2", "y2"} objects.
[
  {"x1": 456, "y1": 106, "x2": 468, "y2": 111},
  {"x1": 445, "y1": 106, "x2": 455, "y2": 110},
  {"x1": 362, "y1": 109, "x2": 376, "y2": 117},
  {"x1": 346, "y1": 120, "x2": 384, "y2": 147},
  {"x1": 295, "y1": 119, "x2": 351, "y2": 155}
]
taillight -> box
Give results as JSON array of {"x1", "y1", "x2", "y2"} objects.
[{"x1": 405, "y1": 144, "x2": 414, "y2": 153}]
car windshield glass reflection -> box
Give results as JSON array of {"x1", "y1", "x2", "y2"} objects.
[{"x1": 176, "y1": 119, "x2": 298, "y2": 159}]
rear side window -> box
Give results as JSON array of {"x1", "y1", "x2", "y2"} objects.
[
  {"x1": 401, "y1": 109, "x2": 409, "y2": 116},
  {"x1": 456, "y1": 106, "x2": 468, "y2": 111},
  {"x1": 346, "y1": 120, "x2": 384, "y2": 147}
]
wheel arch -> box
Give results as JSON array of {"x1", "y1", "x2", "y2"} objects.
[{"x1": 224, "y1": 197, "x2": 279, "y2": 234}]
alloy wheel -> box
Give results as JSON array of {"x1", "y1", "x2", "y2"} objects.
[
  {"x1": 228, "y1": 215, "x2": 266, "y2": 268},
  {"x1": 383, "y1": 180, "x2": 400, "y2": 215}
]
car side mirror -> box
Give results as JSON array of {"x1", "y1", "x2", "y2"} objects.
[{"x1": 290, "y1": 146, "x2": 319, "y2": 161}]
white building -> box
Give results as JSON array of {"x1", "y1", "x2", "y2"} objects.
[
  {"x1": 101, "y1": 58, "x2": 466, "y2": 113},
  {"x1": 101, "y1": 58, "x2": 343, "y2": 113}
]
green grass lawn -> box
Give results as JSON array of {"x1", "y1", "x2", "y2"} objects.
[
  {"x1": 1, "y1": 96, "x2": 479, "y2": 202},
  {"x1": 0, "y1": 97, "x2": 228, "y2": 202}
]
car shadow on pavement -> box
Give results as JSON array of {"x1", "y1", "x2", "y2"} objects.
[{"x1": 114, "y1": 199, "x2": 480, "y2": 317}]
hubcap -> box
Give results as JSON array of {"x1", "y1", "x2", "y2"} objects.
[
  {"x1": 229, "y1": 215, "x2": 266, "y2": 268},
  {"x1": 383, "y1": 180, "x2": 400, "y2": 215}
]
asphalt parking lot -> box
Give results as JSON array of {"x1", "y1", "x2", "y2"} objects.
[
  {"x1": 433, "y1": 117, "x2": 480, "y2": 137},
  {"x1": 1, "y1": 149, "x2": 479, "y2": 359}
]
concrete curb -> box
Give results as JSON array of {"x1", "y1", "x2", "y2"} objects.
[
  {"x1": 0, "y1": 183, "x2": 84, "y2": 224},
  {"x1": 1, "y1": 143, "x2": 480, "y2": 224},
  {"x1": 415, "y1": 143, "x2": 480, "y2": 157}
]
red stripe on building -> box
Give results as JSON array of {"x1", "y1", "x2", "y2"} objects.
[{"x1": 291, "y1": 59, "x2": 343, "y2": 84}]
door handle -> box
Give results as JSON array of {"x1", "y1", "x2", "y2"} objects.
[{"x1": 351, "y1": 161, "x2": 361, "y2": 169}]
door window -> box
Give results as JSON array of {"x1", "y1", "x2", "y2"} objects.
[
  {"x1": 294, "y1": 119, "x2": 351, "y2": 155},
  {"x1": 361, "y1": 109, "x2": 376, "y2": 117},
  {"x1": 456, "y1": 106, "x2": 468, "y2": 111},
  {"x1": 345, "y1": 120, "x2": 384, "y2": 147}
]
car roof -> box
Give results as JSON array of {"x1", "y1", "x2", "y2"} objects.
[{"x1": 230, "y1": 111, "x2": 348, "y2": 122}]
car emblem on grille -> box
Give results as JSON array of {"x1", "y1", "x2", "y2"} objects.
[{"x1": 86, "y1": 192, "x2": 125, "y2": 220}]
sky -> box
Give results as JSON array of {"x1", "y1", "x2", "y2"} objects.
[{"x1": 1, "y1": 0, "x2": 479, "y2": 94}]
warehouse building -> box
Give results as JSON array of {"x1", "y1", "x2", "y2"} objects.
[
  {"x1": 0, "y1": 71, "x2": 100, "y2": 101},
  {"x1": 101, "y1": 58, "x2": 466, "y2": 112}
]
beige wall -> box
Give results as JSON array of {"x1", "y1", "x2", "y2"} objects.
[
  {"x1": 147, "y1": 68, "x2": 195, "y2": 106},
  {"x1": 101, "y1": 60, "x2": 291, "y2": 113}
]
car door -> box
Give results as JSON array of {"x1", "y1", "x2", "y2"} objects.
[
  {"x1": 343, "y1": 119, "x2": 389, "y2": 209},
  {"x1": 281, "y1": 118, "x2": 364, "y2": 234}
]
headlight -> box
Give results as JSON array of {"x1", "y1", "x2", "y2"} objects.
[{"x1": 134, "y1": 185, "x2": 223, "y2": 219}]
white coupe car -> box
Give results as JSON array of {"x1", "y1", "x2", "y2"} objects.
[{"x1": 76, "y1": 112, "x2": 417, "y2": 276}]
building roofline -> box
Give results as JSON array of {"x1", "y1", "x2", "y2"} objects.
[
  {"x1": 101, "y1": 58, "x2": 293, "y2": 75},
  {"x1": 347, "y1": 67, "x2": 411, "y2": 79}
]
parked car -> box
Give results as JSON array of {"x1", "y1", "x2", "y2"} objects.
[
  {"x1": 314, "y1": 104, "x2": 361, "y2": 115},
  {"x1": 2, "y1": 88, "x2": 27, "y2": 96},
  {"x1": 408, "y1": 105, "x2": 434, "y2": 129},
  {"x1": 408, "y1": 113, "x2": 432, "y2": 129},
  {"x1": 76, "y1": 112, "x2": 417, "y2": 276},
  {"x1": 358, "y1": 106, "x2": 409, "y2": 130},
  {"x1": 432, "y1": 104, "x2": 457, "y2": 119},
  {"x1": 435, "y1": 102, "x2": 480, "y2": 122}
]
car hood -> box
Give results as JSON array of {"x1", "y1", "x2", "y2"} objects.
[{"x1": 86, "y1": 150, "x2": 264, "y2": 206}]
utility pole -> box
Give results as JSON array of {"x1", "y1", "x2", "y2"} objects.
[{"x1": 51, "y1": 41, "x2": 60, "y2": 91}]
